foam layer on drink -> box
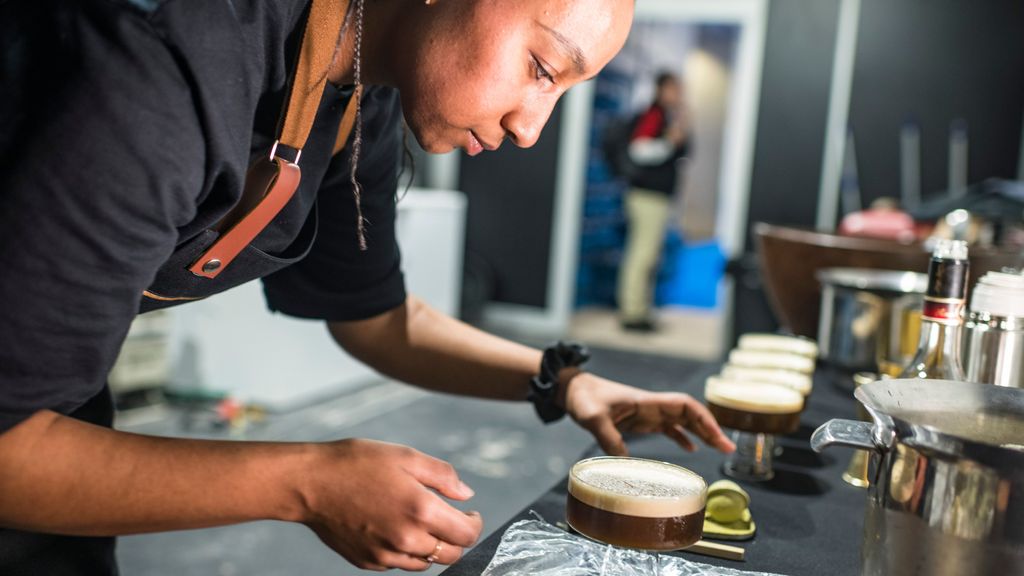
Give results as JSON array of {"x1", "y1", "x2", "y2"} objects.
[
  {"x1": 568, "y1": 457, "x2": 706, "y2": 518},
  {"x1": 705, "y1": 377, "x2": 804, "y2": 414},
  {"x1": 721, "y1": 364, "x2": 813, "y2": 396},
  {"x1": 728, "y1": 349, "x2": 815, "y2": 374},
  {"x1": 738, "y1": 333, "x2": 819, "y2": 359}
]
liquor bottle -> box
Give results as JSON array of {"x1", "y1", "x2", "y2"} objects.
[{"x1": 898, "y1": 239, "x2": 970, "y2": 380}]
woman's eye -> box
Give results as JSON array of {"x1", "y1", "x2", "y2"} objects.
[{"x1": 531, "y1": 56, "x2": 555, "y2": 84}]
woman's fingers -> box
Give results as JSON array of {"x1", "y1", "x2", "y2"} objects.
[
  {"x1": 580, "y1": 414, "x2": 629, "y2": 456},
  {"x1": 402, "y1": 455, "x2": 483, "y2": 548},
  {"x1": 569, "y1": 378, "x2": 736, "y2": 455},
  {"x1": 405, "y1": 452, "x2": 476, "y2": 501},
  {"x1": 416, "y1": 498, "x2": 482, "y2": 550},
  {"x1": 378, "y1": 543, "x2": 460, "y2": 572},
  {"x1": 382, "y1": 512, "x2": 478, "y2": 570},
  {"x1": 389, "y1": 452, "x2": 483, "y2": 563},
  {"x1": 310, "y1": 440, "x2": 484, "y2": 572},
  {"x1": 399, "y1": 452, "x2": 483, "y2": 547},
  {"x1": 418, "y1": 536, "x2": 463, "y2": 566},
  {"x1": 351, "y1": 508, "x2": 478, "y2": 572},
  {"x1": 664, "y1": 423, "x2": 697, "y2": 452},
  {"x1": 679, "y1": 400, "x2": 735, "y2": 453},
  {"x1": 630, "y1": 393, "x2": 735, "y2": 453}
]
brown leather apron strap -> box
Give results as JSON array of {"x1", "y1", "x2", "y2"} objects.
[
  {"x1": 189, "y1": 0, "x2": 354, "y2": 279},
  {"x1": 279, "y1": 0, "x2": 351, "y2": 151}
]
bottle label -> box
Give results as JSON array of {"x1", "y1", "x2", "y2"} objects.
[
  {"x1": 926, "y1": 257, "x2": 969, "y2": 300},
  {"x1": 922, "y1": 297, "x2": 965, "y2": 324}
]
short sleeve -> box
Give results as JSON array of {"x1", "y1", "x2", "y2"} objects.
[
  {"x1": 0, "y1": 0, "x2": 205, "y2": 432},
  {"x1": 261, "y1": 87, "x2": 407, "y2": 321}
]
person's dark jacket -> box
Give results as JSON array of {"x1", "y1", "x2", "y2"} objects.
[{"x1": 627, "y1": 103, "x2": 691, "y2": 195}]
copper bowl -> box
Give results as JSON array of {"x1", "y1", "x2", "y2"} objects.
[{"x1": 754, "y1": 223, "x2": 1023, "y2": 338}]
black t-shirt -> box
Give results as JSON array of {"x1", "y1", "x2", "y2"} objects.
[
  {"x1": 2, "y1": 0, "x2": 407, "y2": 571},
  {"x1": 0, "y1": 0, "x2": 407, "y2": 435}
]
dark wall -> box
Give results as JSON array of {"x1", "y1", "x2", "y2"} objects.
[
  {"x1": 737, "y1": 0, "x2": 1024, "y2": 340},
  {"x1": 734, "y1": 0, "x2": 842, "y2": 340},
  {"x1": 744, "y1": 0, "x2": 1024, "y2": 239},
  {"x1": 458, "y1": 102, "x2": 564, "y2": 309},
  {"x1": 849, "y1": 0, "x2": 1024, "y2": 205},
  {"x1": 744, "y1": 0, "x2": 842, "y2": 249}
]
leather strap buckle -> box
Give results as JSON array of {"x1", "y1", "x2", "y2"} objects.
[
  {"x1": 188, "y1": 156, "x2": 301, "y2": 279},
  {"x1": 269, "y1": 139, "x2": 302, "y2": 165}
]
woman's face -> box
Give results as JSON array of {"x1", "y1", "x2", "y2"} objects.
[{"x1": 388, "y1": 0, "x2": 633, "y2": 155}]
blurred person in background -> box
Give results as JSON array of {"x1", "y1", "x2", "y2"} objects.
[
  {"x1": 0, "y1": 0, "x2": 732, "y2": 574},
  {"x1": 618, "y1": 72, "x2": 692, "y2": 332}
]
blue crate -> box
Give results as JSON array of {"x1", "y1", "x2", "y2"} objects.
[{"x1": 655, "y1": 239, "x2": 725, "y2": 309}]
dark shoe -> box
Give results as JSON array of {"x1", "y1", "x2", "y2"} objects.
[{"x1": 621, "y1": 318, "x2": 658, "y2": 332}]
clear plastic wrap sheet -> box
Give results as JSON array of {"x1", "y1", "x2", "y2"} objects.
[{"x1": 481, "y1": 518, "x2": 785, "y2": 576}]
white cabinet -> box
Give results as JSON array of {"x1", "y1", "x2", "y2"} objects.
[{"x1": 140, "y1": 188, "x2": 466, "y2": 410}]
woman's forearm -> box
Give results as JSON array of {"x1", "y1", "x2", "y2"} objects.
[
  {"x1": 327, "y1": 295, "x2": 545, "y2": 401},
  {"x1": 0, "y1": 409, "x2": 312, "y2": 535}
]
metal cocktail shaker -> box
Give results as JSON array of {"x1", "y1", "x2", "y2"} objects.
[{"x1": 963, "y1": 270, "x2": 1024, "y2": 388}]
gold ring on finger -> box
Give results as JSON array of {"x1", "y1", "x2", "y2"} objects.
[{"x1": 424, "y1": 539, "x2": 443, "y2": 564}]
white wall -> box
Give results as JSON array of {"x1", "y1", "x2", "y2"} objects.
[
  {"x1": 163, "y1": 188, "x2": 466, "y2": 411},
  {"x1": 680, "y1": 41, "x2": 735, "y2": 241}
]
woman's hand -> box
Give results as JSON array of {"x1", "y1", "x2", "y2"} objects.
[
  {"x1": 302, "y1": 439, "x2": 483, "y2": 571},
  {"x1": 563, "y1": 373, "x2": 736, "y2": 457}
]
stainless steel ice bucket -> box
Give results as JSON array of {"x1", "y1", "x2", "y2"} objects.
[
  {"x1": 963, "y1": 310, "x2": 1024, "y2": 388},
  {"x1": 962, "y1": 270, "x2": 1024, "y2": 388},
  {"x1": 816, "y1": 268, "x2": 927, "y2": 373},
  {"x1": 812, "y1": 379, "x2": 1024, "y2": 576}
]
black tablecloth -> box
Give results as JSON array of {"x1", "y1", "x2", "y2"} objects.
[{"x1": 442, "y1": 361, "x2": 868, "y2": 576}]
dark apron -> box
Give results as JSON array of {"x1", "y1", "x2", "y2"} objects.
[{"x1": 138, "y1": 201, "x2": 319, "y2": 314}]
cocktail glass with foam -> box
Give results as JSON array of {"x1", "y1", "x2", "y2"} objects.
[
  {"x1": 566, "y1": 456, "x2": 708, "y2": 550},
  {"x1": 704, "y1": 378, "x2": 804, "y2": 482}
]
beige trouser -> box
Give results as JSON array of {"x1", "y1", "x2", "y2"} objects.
[{"x1": 617, "y1": 188, "x2": 672, "y2": 322}]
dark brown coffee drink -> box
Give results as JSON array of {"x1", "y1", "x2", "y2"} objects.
[
  {"x1": 566, "y1": 457, "x2": 707, "y2": 550},
  {"x1": 704, "y1": 377, "x2": 803, "y2": 435}
]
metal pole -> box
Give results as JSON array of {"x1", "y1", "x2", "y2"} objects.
[
  {"x1": 948, "y1": 118, "x2": 968, "y2": 198},
  {"x1": 816, "y1": 0, "x2": 862, "y2": 232},
  {"x1": 900, "y1": 119, "x2": 921, "y2": 209}
]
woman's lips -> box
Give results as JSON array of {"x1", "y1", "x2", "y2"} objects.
[{"x1": 466, "y1": 131, "x2": 484, "y2": 156}]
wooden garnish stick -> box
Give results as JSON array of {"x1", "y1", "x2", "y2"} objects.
[
  {"x1": 558, "y1": 521, "x2": 745, "y2": 562},
  {"x1": 679, "y1": 539, "x2": 745, "y2": 561}
]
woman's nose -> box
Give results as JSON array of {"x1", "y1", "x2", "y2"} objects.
[{"x1": 502, "y1": 98, "x2": 556, "y2": 149}]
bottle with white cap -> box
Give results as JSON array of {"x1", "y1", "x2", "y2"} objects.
[
  {"x1": 897, "y1": 239, "x2": 969, "y2": 381},
  {"x1": 963, "y1": 269, "x2": 1024, "y2": 388}
]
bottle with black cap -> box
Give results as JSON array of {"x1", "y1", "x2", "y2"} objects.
[{"x1": 898, "y1": 239, "x2": 969, "y2": 381}]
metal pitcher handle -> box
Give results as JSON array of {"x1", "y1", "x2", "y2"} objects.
[{"x1": 811, "y1": 419, "x2": 880, "y2": 452}]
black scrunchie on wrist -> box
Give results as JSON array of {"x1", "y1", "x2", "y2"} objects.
[{"x1": 528, "y1": 341, "x2": 591, "y2": 423}]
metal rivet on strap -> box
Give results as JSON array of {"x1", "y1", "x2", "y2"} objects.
[{"x1": 202, "y1": 259, "x2": 222, "y2": 273}]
